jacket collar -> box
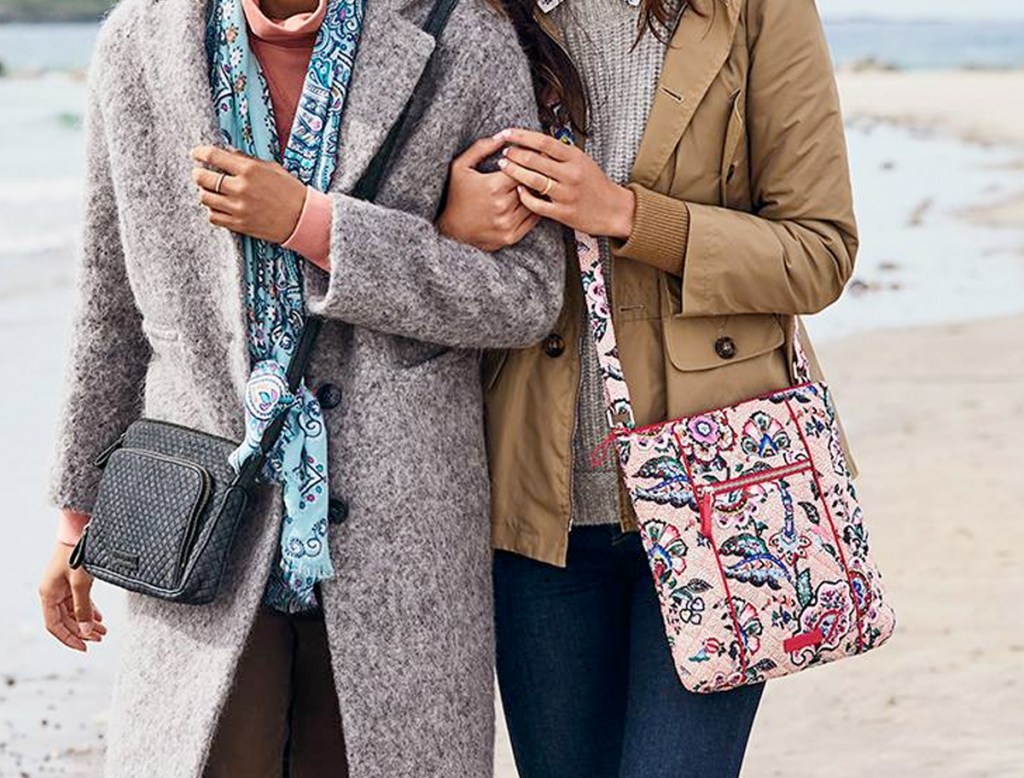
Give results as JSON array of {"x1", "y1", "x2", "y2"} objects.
[
  {"x1": 144, "y1": 0, "x2": 438, "y2": 194},
  {"x1": 630, "y1": 0, "x2": 741, "y2": 187},
  {"x1": 531, "y1": 0, "x2": 739, "y2": 177}
]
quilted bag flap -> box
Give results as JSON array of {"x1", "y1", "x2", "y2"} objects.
[{"x1": 87, "y1": 447, "x2": 213, "y2": 592}]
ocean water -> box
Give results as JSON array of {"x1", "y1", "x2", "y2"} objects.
[
  {"x1": 2, "y1": 17, "x2": 1024, "y2": 73},
  {"x1": 826, "y1": 18, "x2": 1024, "y2": 70}
]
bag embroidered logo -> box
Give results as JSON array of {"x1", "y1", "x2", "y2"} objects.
[{"x1": 574, "y1": 231, "x2": 897, "y2": 693}]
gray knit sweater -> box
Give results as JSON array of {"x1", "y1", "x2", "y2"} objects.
[{"x1": 548, "y1": 0, "x2": 669, "y2": 525}]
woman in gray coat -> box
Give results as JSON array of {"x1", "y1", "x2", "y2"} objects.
[{"x1": 35, "y1": 0, "x2": 563, "y2": 774}]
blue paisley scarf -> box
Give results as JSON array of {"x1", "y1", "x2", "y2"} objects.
[{"x1": 207, "y1": 0, "x2": 365, "y2": 612}]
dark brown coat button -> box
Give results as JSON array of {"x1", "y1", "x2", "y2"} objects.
[
  {"x1": 543, "y1": 333, "x2": 566, "y2": 358},
  {"x1": 328, "y1": 498, "x2": 349, "y2": 525},
  {"x1": 316, "y1": 383, "x2": 342, "y2": 409},
  {"x1": 715, "y1": 336, "x2": 737, "y2": 360}
]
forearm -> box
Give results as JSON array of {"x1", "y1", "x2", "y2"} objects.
[
  {"x1": 679, "y1": 203, "x2": 855, "y2": 316},
  {"x1": 284, "y1": 187, "x2": 333, "y2": 270},
  {"x1": 57, "y1": 510, "x2": 90, "y2": 546},
  {"x1": 304, "y1": 193, "x2": 563, "y2": 349}
]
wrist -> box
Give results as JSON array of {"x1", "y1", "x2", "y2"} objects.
[
  {"x1": 57, "y1": 509, "x2": 90, "y2": 547},
  {"x1": 436, "y1": 209, "x2": 464, "y2": 243},
  {"x1": 608, "y1": 184, "x2": 636, "y2": 240}
]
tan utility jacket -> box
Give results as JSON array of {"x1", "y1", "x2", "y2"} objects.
[{"x1": 485, "y1": 0, "x2": 859, "y2": 566}]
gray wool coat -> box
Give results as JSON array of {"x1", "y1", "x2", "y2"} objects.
[{"x1": 47, "y1": 0, "x2": 564, "y2": 774}]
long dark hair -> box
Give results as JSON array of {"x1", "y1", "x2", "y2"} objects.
[{"x1": 494, "y1": 0, "x2": 702, "y2": 135}]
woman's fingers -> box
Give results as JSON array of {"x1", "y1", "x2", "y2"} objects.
[
  {"x1": 455, "y1": 135, "x2": 507, "y2": 170},
  {"x1": 502, "y1": 145, "x2": 564, "y2": 180},
  {"x1": 488, "y1": 171, "x2": 521, "y2": 196},
  {"x1": 495, "y1": 128, "x2": 574, "y2": 162},
  {"x1": 508, "y1": 210, "x2": 542, "y2": 245},
  {"x1": 498, "y1": 158, "x2": 557, "y2": 198},
  {"x1": 70, "y1": 572, "x2": 97, "y2": 638},
  {"x1": 57, "y1": 598, "x2": 89, "y2": 641},
  {"x1": 42, "y1": 597, "x2": 86, "y2": 652},
  {"x1": 207, "y1": 209, "x2": 240, "y2": 230},
  {"x1": 517, "y1": 185, "x2": 560, "y2": 220},
  {"x1": 192, "y1": 166, "x2": 239, "y2": 195},
  {"x1": 190, "y1": 145, "x2": 248, "y2": 175},
  {"x1": 199, "y1": 189, "x2": 238, "y2": 214}
]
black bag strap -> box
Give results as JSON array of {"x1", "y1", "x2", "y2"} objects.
[{"x1": 237, "y1": 0, "x2": 460, "y2": 485}]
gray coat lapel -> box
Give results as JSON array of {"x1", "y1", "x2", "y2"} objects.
[
  {"x1": 143, "y1": 0, "x2": 437, "y2": 195},
  {"x1": 328, "y1": 0, "x2": 438, "y2": 193},
  {"x1": 134, "y1": 0, "x2": 438, "y2": 427}
]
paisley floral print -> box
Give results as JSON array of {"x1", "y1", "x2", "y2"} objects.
[
  {"x1": 208, "y1": 0, "x2": 365, "y2": 612},
  {"x1": 572, "y1": 226, "x2": 897, "y2": 694}
]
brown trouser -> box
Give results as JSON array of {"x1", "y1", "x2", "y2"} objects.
[{"x1": 205, "y1": 606, "x2": 348, "y2": 778}]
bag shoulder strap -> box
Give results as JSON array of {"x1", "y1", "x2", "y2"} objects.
[{"x1": 241, "y1": 0, "x2": 461, "y2": 483}]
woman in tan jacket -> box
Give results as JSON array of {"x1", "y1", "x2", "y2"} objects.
[{"x1": 455, "y1": 0, "x2": 858, "y2": 775}]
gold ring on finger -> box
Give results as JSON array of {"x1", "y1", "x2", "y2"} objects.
[
  {"x1": 215, "y1": 172, "x2": 227, "y2": 194},
  {"x1": 539, "y1": 175, "x2": 553, "y2": 197}
]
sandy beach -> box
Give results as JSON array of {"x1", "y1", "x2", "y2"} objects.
[{"x1": 1, "y1": 66, "x2": 1022, "y2": 776}]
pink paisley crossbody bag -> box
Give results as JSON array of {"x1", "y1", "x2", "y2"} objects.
[{"x1": 574, "y1": 231, "x2": 896, "y2": 693}]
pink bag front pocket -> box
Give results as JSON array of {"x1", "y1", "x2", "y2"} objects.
[{"x1": 695, "y1": 461, "x2": 862, "y2": 684}]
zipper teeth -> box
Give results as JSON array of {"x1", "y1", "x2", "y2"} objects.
[
  {"x1": 116, "y1": 447, "x2": 212, "y2": 573},
  {"x1": 130, "y1": 419, "x2": 238, "y2": 447},
  {"x1": 700, "y1": 461, "x2": 812, "y2": 495},
  {"x1": 179, "y1": 468, "x2": 212, "y2": 575}
]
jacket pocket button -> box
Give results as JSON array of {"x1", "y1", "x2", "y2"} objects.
[
  {"x1": 316, "y1": 383, "x2": 342, "y2": 409},
  {"x1": 543, "y1": 333, "x2": 566, "y2": 358},
  {"x1": 328, "y1": 498, "x2": 349, "y2": 525},
  {"x1": 714, "y1": 336, "x2": 737, "y2": 360}
]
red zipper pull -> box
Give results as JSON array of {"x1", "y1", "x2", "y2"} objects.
[{"x1": 699, "y1": 489, "x2": 715, "y2": 538}]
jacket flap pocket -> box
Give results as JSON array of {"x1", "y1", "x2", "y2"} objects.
[
  {"x1": 664, "y1": 314, "x2": 785, "y2": 373},
  {"x1": 89, "y1": 448, "x2": 210, "y2": 591}
]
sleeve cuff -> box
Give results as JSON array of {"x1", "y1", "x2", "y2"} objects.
[
  {"x1": 283, "y1": 187, "x2": 333, "y2": 270},
  {"x1": 611, "y1": 183, "x2": 690, "y2": 276},
  {"x1": 57, "y1": 509, "x2": 90, "y2": 546}
]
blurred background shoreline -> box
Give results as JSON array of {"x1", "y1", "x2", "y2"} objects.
[{"x1": 2, "y1": 5, "x2": 1023, "y2": 778}]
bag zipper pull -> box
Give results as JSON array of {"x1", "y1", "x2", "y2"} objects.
[
  {"x1": 68, "y1": 525, "x2": 89, "y2": 570},
  {"x1": 93, "y1": 433, "x2": 126, "y2": 468},
  {"x1": 699, "y1": 488, "x2": 715, "y2": 538}
]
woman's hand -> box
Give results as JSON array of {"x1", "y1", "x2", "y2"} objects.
[
  {"x1": 495, "y1": 128, "x2": 636, "y2": 239},
  {"x1": 39, "y1": 540, "x2": 106, "y2": 652},
  {"x1": 436, "y1": 135, "x2": 541, "y2": 252},
  {"x1": 191, "y1": 145, "x2": 307, "y2": 244}
]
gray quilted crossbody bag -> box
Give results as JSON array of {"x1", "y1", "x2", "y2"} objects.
[{"x1": 68, "y1": 0, "x2": 460, "y2": 604}]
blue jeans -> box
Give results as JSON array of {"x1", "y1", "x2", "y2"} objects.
[{"x1": 494, "y1": 525, "x2": 763, "y2": 778}]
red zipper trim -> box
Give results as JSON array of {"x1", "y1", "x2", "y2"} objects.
[
  {"x1": 695, "y1": 461, "x2": 813, "y2": 539},
  {"x1": 783, "y1": 398, "x2": 865, "y2": 653},
  {"x1": 674, "y1": 427, "x2": 749, "y2": 679}
]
